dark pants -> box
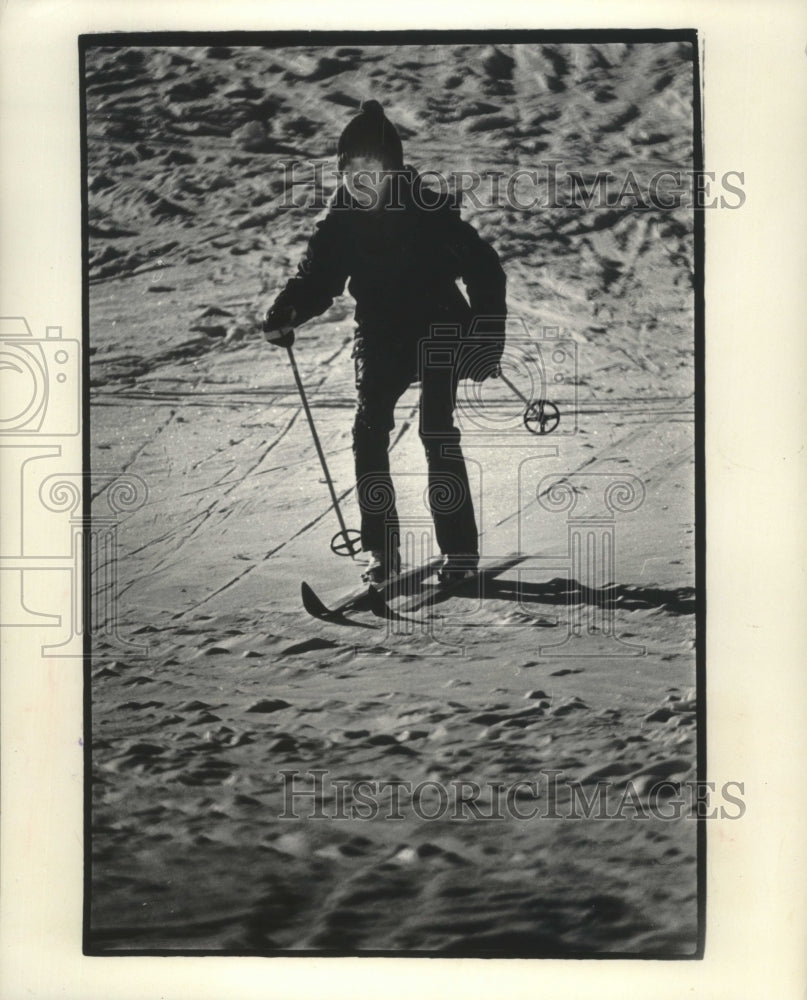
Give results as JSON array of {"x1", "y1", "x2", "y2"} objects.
[{"x1": 352, "y1": 349, "x2": 479, "y2": 557}]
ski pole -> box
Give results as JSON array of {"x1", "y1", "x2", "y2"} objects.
[
  {"x1": 285, "y1": 343, "x2": 361, "y2": 558},
  {"x1": 497, "y1": 369, "x2": 560, "y2": 435}
]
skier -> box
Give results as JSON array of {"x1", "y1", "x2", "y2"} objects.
[{"x1": 263, "y1": 100, "x2": 507, "y2": 585}]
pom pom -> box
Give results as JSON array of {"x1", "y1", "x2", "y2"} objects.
[{"x1": 359, "y1": 99, "x2": 384, "y2": 120}]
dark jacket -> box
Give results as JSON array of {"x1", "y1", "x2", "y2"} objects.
[{"x1": 268, "y1": 166, "x2": 507, "y2": 381}]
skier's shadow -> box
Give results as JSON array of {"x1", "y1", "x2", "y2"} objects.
[{"x1": 416, "y1": 574, "x2": 696, "y2": 617}]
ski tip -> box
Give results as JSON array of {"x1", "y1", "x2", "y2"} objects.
[{"x1": 301, "y1": 581, "x2": 331, "y2": 619}]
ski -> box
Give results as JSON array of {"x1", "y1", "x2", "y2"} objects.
[
  {"x1": 301, "y1": 557, "x2": 443, "y2": 621},
  {"x1": 379, "y1": 552, "x2": 530, "y2": 617},
  {"x1": 300, "y1": 581, "x2": 380, "y2": 621}
]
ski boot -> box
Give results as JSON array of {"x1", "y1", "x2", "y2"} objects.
[
  {"x1": 361, "y1": 549, "x2": 401, "y2": 586},
  {"x1": 437, "y1": 553, "x2": 480, "y2": 585}
]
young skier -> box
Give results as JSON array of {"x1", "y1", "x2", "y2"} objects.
[{"x1": 263, "y1": 100, "x2": 507, "y2": 585}]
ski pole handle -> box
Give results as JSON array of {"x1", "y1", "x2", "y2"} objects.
[{"x1": 263, "y1": 304, "x2": 297, "y2": 346}]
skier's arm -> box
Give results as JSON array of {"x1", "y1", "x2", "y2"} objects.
[
  {"x1": 445, "y1": 208, "x2": 508, "y2": 374},
  {"x1": 264, "y1": 210, "x2": 349, "y2": 333}
]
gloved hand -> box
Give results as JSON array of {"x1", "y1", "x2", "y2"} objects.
[{"x1": 262, "y1": 304, "x2": 296, "y2": 347}]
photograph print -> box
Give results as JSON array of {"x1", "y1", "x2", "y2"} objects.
[{"x1": 84, "y1": 31, "x2": 709, "y2": 956}]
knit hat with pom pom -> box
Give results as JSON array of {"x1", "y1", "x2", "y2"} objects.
[{"x1": 337, "y1": 100, "x2": 404, "y2": 171}]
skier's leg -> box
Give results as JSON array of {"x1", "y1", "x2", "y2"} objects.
[
  {"x1": 353, "y1": 356, "x2": 407, "y2": 560},
  {"x1": 419, "y1": 362, "x2": 479, "y2": 558}
]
